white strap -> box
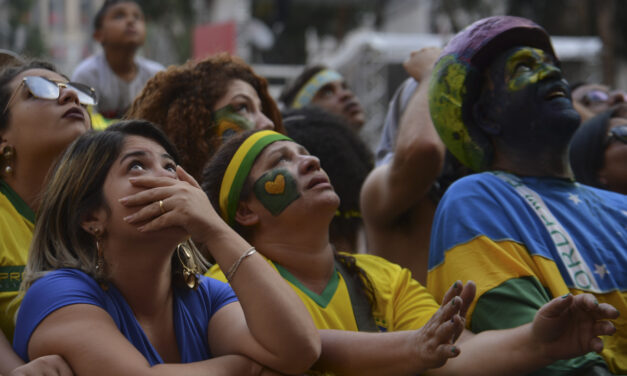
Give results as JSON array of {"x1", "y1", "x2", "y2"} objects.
[{"x1": 492, "y1": 171, "x2": 600, "y2": 292}]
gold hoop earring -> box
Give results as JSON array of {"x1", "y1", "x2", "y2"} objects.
[
  {"x1": 1, "y1": 145, "x2": 15, "y2": 176},
  {"x1": 177, "y1": 242, "x2": 198, "y2": 289}
]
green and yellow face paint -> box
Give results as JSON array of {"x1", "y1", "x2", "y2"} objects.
[
  {"x1": 219, "y1": 130, "x2": 293, "y2": 226},
  {"x1": 213, "y1": 104, "x2": 255, "y2": 141},
  {"x1": 253, "y1": 168, "x2": 300, "y2": 216},
  {"x1": 505, "y1": 47, "x2": 557, "y2": 92}
]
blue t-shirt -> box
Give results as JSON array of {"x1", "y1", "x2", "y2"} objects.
[{"x1": 14, "y1": 269, "x2": 237, "y2": 364}]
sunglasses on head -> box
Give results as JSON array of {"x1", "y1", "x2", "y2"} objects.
[
  {"x1": 3, "y1": 76, "x2": 97, "y2": 115},
  {"x1": 606, "y1": 125, "x2": 627, "y2": 146}
]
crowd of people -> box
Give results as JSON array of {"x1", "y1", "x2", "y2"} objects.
[{"x1": 0, "y1": 1, "x2": 625, "y2": 375}]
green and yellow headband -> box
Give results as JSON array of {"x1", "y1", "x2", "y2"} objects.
[
  {"x1": 291, "y1": 69, "x2": 343, "y2": 109},
  {"x1": 219, "y1": 130, "x2": 293, "y2": 225}
]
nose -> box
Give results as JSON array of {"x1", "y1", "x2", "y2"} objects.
[
  {"x1": 299, "y1": 154, "x2": 321, "y2": 174},
  {"x1": 58, "y1": 86, "x2": 80, "y2": 106},
  {"x1": 538, "y1": 63, "x2": 561, "y2": 81},
  {"x1": 254, "y1": 112, "x2": 274, "y2": 130},
  {"x1": 339, "y1": 87, "x2": 354, "y2": 102}
]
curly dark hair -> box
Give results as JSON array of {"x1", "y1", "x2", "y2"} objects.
[
  {"x1": 127, "y1": 53, "x2": 284, "y2": 182},
  {"x1": 202, "y1": 129, "x2": 377, "y2": 313},
  {"x1": 282, "y1": 107, "x2": 373, "y2": 252}
]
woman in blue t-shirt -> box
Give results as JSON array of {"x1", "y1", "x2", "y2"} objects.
[{"x1": 14, "y1": 120, "x2": 320, "y2": 375}]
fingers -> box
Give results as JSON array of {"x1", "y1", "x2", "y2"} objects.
[
  {"x1": 123, "y1": 199, "x2": 167, "y2": 225},
  {"x1": 119, "y1": 186, "x2": 177, "y2": 208},
  {"x1": 12, "y1": 355, "x2": 74, "y2": 376},
  {"x1": 570, "y1": 294, "x2": 620, "y2": 320},
  {"x1": 126, "y1": 175, "x2": 178, "y2": 189},
  {"x1": 177, "y1": 165, "x2": 201, "y2": 189},
  {"x1": 589, "y1": 336, "x2": 604, "y2": 353},
  {"x1": 593, "y1": 320, "x2": 617, "y2": 337},
  {"x1": 459, "y1": 281, "x2": 476, "y2": 318},
  {"x1": 441, "y1": 280, "x2": 463, "y2": 306},
  {"x1": 537, "y1": 293, "x2": 573, "y2": 318}
]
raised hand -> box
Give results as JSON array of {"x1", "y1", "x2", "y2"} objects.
[
  {"x1": 411, "y1": 280, "x2": 476, "y2": 371},
  {"x1": 119, "y1": 165, "x2": 227, "y2": 244},
  {"x1": 533, "y1": 293, "x2": 619, "y2": 360},
  {"x1": 403, "y1": 47, "x2": 442, "y2": 81}
]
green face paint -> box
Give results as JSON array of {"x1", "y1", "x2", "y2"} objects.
[
  {"x1": 505, "y1": 47, "x2": 557, "y2": 92},
  {"x1": 253, "y1": 168, "x2": 300, "y2": 216},
  {"x1": 213, "y1": 104, "x2": 255, "y2": 141}
]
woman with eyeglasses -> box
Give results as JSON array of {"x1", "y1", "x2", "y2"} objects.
[
  {"x1": 0, "y1": 60, "x2": 94, "y2": 375},
  {"x1": 570, "y1": 103, "x2": 627, "y2": 195},
  {"x1": 13, "y1": 120, "x2": 319, "y2": 375}
]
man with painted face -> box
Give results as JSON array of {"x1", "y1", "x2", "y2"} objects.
[{"x1": 426, "y1": 16, "x2": 627, "y2": 375}]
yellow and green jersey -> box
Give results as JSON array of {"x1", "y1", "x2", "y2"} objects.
[
  {"x1": 0, "y1": 180, "x2": 34, "y2": 342},
  {"x1": 428, "y1": 172, "x2": 627, "y2": 375},
  {"x1": 208, "y1": 253, "x2": 439, "y2": 333}
]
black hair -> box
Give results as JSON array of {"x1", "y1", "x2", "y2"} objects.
[
  {"x1": 0, "y1": 60, "x2": 58, "y2": 132},
  {"x1": 569, "y1": 105, "x2": 625, "y2": 188},
  {"x1": 94, "y1": 0, "x2": 141, "y2": 30},
  {"x1": 279, "y1": 65, "x2": 327, "y2": 108},
  {"x1": 282, "y1": 107, "x2": 373, "y2": 251}
]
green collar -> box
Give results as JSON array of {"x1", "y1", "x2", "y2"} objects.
[
  {"x1": 274, "y1": 262, "x2": 339, "y2": 308},
  {"x1": 0, "y1": 179, "x2": 35, "y2": 223}
]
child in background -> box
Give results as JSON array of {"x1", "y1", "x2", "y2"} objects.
[{"x1": 72, "y1": 0, "x2": 164, "y2": 119}]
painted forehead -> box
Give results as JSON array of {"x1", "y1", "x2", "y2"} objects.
[{"x1": 505, "y1": 47, "x2": 552, "y2": 64}]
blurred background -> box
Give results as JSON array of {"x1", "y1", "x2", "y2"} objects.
[{"x1": 2, "y1": 0, "x2": 626, "y2": 147}]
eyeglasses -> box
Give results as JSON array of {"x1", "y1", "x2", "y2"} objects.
[
  {"x1": 3, "y1": 76, "x2": 97, "y2": 115},
  {"x1": 606, "y1": 125, "x2": 627, "y2": 146}
]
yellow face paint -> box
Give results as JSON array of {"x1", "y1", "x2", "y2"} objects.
[
  {"x1": 429, "y1": 55, "x2": 488, "y2": 171},
  {"x1": 505, "y1": 47, "x2": 558, "y2": 92}
]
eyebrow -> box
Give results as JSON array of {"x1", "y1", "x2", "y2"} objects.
[
  {"x1": 119, "y1": 150, "x2": 174, "y2": 164},
  {"x1": 232, "y1": 93, "x2": 264, "y2": 110}
]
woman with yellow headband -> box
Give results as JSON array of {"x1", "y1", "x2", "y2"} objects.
[
  {"x1": 202, "y1": 129, "x2": 619, "y2": 375},
  {"x1": 14, "y1": 121, "x2": 320, "y2": 375}
]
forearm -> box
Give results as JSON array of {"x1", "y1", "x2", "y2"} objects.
[
  {"x1": 0, "y1": 331, "x2": 23, "y2": 375},
  {"x1": 314, "y1": 330, "x2": 426, "y2": 376},
  {"x1": 390, "y1": 74, "x2": 445, "y2": 200},
  {"x1": 152, "y1": 354, "x2": 267, "y2": 376},
  {"x1": 204, "y1": 228, "x2": 320, "y2": 372},
  {"x1": 431, "y1": 327, "x2": 551, "y2": 376}
]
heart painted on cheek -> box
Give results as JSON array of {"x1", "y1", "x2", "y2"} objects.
[
  {"x1": 264, "y1": 174, "x2": 285, "y2": 194},
  {"x1": 253, "y1": 168, "x2": 300, "y2": 216}
]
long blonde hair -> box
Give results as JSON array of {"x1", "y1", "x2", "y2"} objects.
[{"x1": 22, "y1": 120, "x2": 207, "y2": 292}]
